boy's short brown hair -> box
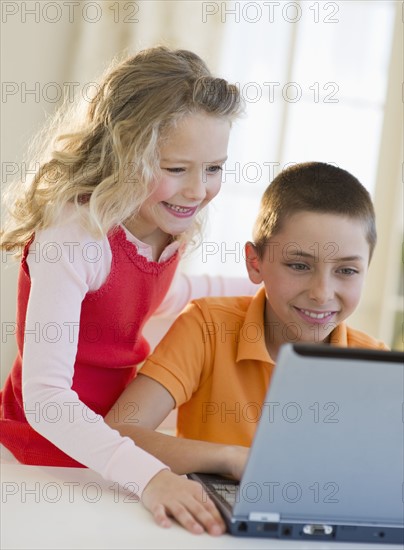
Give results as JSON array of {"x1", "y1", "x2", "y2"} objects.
[{"x1": 253, "y1": 161, "x2": 377, "y2": 261}]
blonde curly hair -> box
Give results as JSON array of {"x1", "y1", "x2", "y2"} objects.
[{"x1": 1, "y1": 46, "x2": 243, "y2": 255}]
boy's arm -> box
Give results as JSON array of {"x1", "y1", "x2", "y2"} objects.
[
  {"x1": 105, "y1": 374, "x2": 247, "y2": 536},
  {"x1": 104, "y1": 373, "x2": 247, "y2": 480},
  {"x1": 104, "y1": 373, "x2": 247, "y2": 534}
]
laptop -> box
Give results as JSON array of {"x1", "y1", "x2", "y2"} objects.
[{"x1": 189, "y1": 343, "x2": 404, "y2": 544}]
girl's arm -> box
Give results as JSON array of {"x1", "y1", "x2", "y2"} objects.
[
  {"x1": 22, "y1": 224, "x2": 168, "y2": 494},
  {"x1": 154, "y1": 270, "x2": 259, "y2": 317}
]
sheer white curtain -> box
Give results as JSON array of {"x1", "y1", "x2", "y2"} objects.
[
  {"x1": 182, "y1": 0, "x2": 401, "y2": 349},
  {"x1": 185, "y1": 0, "x2": 396, "y2": 276}
]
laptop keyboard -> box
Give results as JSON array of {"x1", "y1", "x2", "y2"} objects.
[{"x1": 206, "y1": 479, "x2": 239, "y2": 507}]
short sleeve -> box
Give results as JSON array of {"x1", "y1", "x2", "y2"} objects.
[{"x1": 140, "y1": 301, "x2": 214, "y2": 406}]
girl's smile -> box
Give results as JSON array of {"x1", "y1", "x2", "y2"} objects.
[{"x1": 161, "y1": 202, "x2": 199, "y2": 218}]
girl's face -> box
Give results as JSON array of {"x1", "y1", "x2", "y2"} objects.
[
  {"x1": 125, "y1": 112, "x2": 231, "y2": 247},
  {"x1": 246, "y1": 211, "x2": 370, "y2": 359}
]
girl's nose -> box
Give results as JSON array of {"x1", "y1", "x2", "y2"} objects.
[{"x1": 182, "y1": 172, "x2": 207, "y2": 201}]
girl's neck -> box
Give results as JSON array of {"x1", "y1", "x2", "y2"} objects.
[
  {"x1": 149, "y1": 237, "x2": 174, "y2": 262},
  {"x1": 122, "y1": 220, "x2": 172, "y2": 262}
]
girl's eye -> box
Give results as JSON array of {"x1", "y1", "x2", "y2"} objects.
[
  {"x1": 165, "y1": 167, "x2": 185, "y2": 174},
  {"x1": 205, "y1": 165, "x2": 223, "y2": 174}
]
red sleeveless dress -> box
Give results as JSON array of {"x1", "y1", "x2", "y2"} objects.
[{"x1": 0, "y1": 227, "x2": 179, "y2": 466}]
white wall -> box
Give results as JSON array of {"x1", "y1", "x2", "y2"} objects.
[
  {"x1": 1, "y1": 0, "x2": 226, "y2": 384},
  {"x1": 1, "y1": 12, "x2": 78, "y2": 384}
]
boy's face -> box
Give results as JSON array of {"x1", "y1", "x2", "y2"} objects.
[{"x1": 246, "y1": 211, "x2": 371, "y2": 357}]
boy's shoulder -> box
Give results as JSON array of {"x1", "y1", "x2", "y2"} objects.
[
  {"x1": 345, "y1": 325, "x2": 389, "y2": 350},
  {"x1": 189, "y1": 294, "x2": 255, "y2": 320}
]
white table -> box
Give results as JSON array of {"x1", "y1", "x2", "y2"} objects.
[{"x1": 0, "y1": 463, "x2": 400, "y2": 550}]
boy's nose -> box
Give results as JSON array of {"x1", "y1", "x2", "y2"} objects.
[{"x1": 308, "y1": 274, "x2": 334, "y2": 304}]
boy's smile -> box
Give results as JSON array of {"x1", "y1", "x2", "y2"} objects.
[
  {"x1": 246, "y1": 211, "x2": 371, "y2": 359},
  {"x1": 294, "y1": 307, "x2": 338, "y2": 324}
]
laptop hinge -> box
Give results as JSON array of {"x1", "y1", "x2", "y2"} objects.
[{"x1": 248, "y1": 512, "x2": 280, "y2": 522}]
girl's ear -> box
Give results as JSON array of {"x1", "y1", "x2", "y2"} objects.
[{"x1": 245, "y1": 241, "x2": 263, "y2": 284}]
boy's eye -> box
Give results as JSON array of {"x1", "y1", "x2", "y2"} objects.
[
  {"x1": 288, "y1": 263, "x2": 309, "y2": 271},
  {"x1": 337, "y1": 267, "x2": 359, "y2": 276}
]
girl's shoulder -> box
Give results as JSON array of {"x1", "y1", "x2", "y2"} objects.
[
  {"x1": 35, "y1": 203, "x2": 107, "y2": 246},
  {"x1": 27, "y1": 204, "x2": 112, "y2": 290}
]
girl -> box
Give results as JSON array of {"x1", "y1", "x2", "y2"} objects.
[{"x1": 0, "y1": 46, "x2": 253, "y2": 535}]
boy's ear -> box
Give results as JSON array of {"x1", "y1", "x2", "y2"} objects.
[{"x1": 245, "y1": 241, "x2": 263, "y2": 284}]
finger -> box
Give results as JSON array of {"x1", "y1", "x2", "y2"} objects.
[
  {"x1": 166, "y1": 502, "x2": 205, "y2": 535},
  {"x1": 151, "y1": 503, "x2": 172, "y2": 529},
  {"x1": 184, "y1": 498, "x2": 226, "y2": 536},
  {"x1": 201, "y1": 493, "x2": 226, "y2": 525},
  {"x1": 189, "y1": 484, "x2": 226, "y2": 532},
  {"x1": 166, "y1": 492, "x2": 226, "y2": 536}
]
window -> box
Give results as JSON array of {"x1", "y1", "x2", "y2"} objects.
[{"x1": 183, "y1": 1, "x2": 396, "y2": 279}]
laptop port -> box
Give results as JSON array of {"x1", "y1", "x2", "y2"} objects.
[
  {"x1": 237, "y1": 522, "x2": 248, "y2": 532},
  {"x1": 263, "y1": 522, "x2": 278, "y2": 532},
  {"x1": 303, "y1": 524, "x2": 333, "y2": 536}
]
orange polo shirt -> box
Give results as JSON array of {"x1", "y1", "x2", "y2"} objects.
[{"x1": 140, "y1": 287, "x2": 388, "y2": 447}]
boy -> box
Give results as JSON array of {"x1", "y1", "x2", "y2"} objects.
[{"x1": 105, "y1": 162, "x2": 388, "y2": 532}]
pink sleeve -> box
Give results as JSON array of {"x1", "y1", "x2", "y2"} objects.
[
  {"x1": 22, "y1": 223, "x2": 168, "y2": 497},
  {"x1": 155, "y1": 271, "x2": 259, "y2": 317}
]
